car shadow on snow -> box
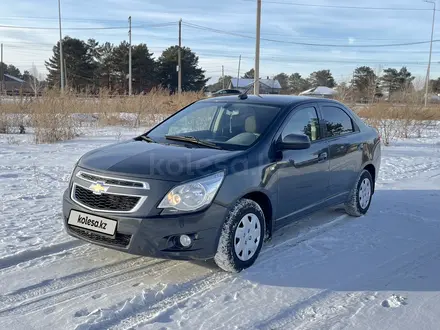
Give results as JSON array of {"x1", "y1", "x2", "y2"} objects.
[{"x1": 238, "y1": 189, "x2": 440, "y2": 293}]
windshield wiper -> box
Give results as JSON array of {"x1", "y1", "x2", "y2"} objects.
[
  {"x1": 138, "y1": 135, "x2": 156, "y2": 143},
  {"x1": 165, "y1": 135, "x2": 222, "y2": 149}
]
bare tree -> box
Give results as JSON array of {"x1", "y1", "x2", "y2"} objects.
[
  {"x1": 334, "y1": 80, "x2": 353, "y2": 105},
  {"x1": 29, "y1": 64, "x2": 44, "y2": 97}
]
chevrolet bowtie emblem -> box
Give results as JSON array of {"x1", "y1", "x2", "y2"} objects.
[{"x1": 89, "y1": 181, "x2": 109, "y2": 195}]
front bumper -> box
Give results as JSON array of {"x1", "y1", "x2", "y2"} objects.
[{"x1": 62, "y1": 190, "x2": 228, "y2": 260}]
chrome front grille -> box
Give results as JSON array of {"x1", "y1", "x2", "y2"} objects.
[
  {"x1": 74, "y1": 185, "x2": 140, "y2": 212},
  {"x1": 77, "y1": 171, "x2": 147, "y2": 188},
  {"x1": 71, "y1": 170, "x2": 149, "y2": 213}
]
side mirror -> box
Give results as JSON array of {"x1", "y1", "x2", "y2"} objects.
[{"x1": 280, "y1": 133, "x2": 311, "y2": 150}]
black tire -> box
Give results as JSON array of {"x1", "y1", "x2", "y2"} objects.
[
  {"x1": 344, "y1": 169, "x2": 374, "y2": 217},
  {"x1": 214, "y1": 198, "x2": 265, "y2": 273}
]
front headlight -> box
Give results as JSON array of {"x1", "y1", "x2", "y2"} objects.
[{"x1": 158, "y1": 172, "x2": 225, "y2": 213}]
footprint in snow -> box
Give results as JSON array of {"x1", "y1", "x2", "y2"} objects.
[
  {"x1": 74, "y1": 308, "x2": 90, "y2": 317},
  {"x1": 382, "y1": 294, "x2": 408, "y2": 308},
  {"x1": 92, "y1": 293, "x2": 104, "y2": 300}
]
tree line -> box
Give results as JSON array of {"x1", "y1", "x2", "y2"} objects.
[
  {"x1": 1, "y1": 36, "x2": 211, "y2": 94},
  {"x1": 1, "y1": 36, "x2": 439, "y2": 101},
  {"x1": 207, "y1": 66, "x2": 422, "y2": 102},
  {"x1": 206, "y1": 68, "x2": 335, "y2": 94},
  {"x1": 41, "y1": 36, "x2": 208, "y2": 94}
]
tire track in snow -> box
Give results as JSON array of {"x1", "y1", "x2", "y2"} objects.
[
  {"x1": 260, "y1": 213, "x2": 350, "y2": 259},
  {"x1": 2, "y1": 200, "x2": 353, "y2": 330},
  {"x1": 115, "y1": 204, "x2": 425, "y2": 330},
  {"x1": 253, "y1": 241, "x2": 440, "y2": 330},
  {"x1": 378, "y1": 158, "x2": 440, "y2": 184},
  {"x1": 1, "y1": 256, "x2": 142, "y2": 306},
  {"x1": 0, "y1": 257, "x2": 179, "y2": 316},
  {"x1": 87, "y1": 213, "x2": 353, "y2": 330},
  {"x1": 75, "y1": 272, "x2": 230, "y2": 330},
  {"x1": 0, "y1": 240, "x2": 86, "y2": 271}
]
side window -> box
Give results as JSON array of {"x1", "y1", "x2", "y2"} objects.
[
  {"x1": 321, "y1": 106, "x2": 354, "y2": 137},
  {"x1": 281, "y1": 107, "x2": 320, "y2": 141}
]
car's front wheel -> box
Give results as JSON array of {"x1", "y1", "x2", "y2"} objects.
[
  {"x1": 214, "y1": 199, "x2": 265, "y2": 273},
  {"x1": 344, "y1": 169, "x2": 374, "y2": 217}
]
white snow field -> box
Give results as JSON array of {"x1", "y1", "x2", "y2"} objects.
[{"x1": 1, "y1": 123, "x2": 440, "y2": 330}]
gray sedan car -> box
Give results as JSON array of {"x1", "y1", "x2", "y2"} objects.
[{"x1": 62, "y1": 94, "x2": 381, "y2": 272}]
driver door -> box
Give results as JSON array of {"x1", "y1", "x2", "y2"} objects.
[{"x1": 275, "y1": 105, "x2": 330, "y2": 224}]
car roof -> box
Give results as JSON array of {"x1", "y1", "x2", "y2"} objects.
[{"x1": 199, "y1": 94, "x2": 343, "y2": 107}]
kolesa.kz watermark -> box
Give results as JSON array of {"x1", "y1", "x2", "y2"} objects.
[{"x1": 77, "y1": 214, "x2": 107, "y2": 230}]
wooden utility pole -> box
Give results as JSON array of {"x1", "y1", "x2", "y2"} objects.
[
  {"x1": 222, "y1": 65, "x2": 225, "y2": 89},
  {"x1": 64, "y1": 58, "x2": 68, "y2": 89},
  {"x1": 0, "y1": 43, "x2": 3, "y2": 95},
  {"x1": 424, "y1": 0, "x2": 436, "y2": 106},
  {"x1": 254, "y1": 0, "x2": 262, "y2": 95},
  {"x1": 178, "y1": 19, "x2": 182, "y2": 94},
  {"x1": 58, "y1": 0, "x2": 64, "y2": 92},
  {"x1": 237, "y1": 55, "x2": 241, "y2": 89},
  {"x1": 128, "y1": 16, "x2": 132, "y2": 96}
]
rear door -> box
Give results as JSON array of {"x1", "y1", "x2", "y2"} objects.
[
  {"x1": 317, "y1": 104, "x2": 364, "y2": 198},
  {"x1": 275, "y1": 104, "x2": 330, "y2": 223}
]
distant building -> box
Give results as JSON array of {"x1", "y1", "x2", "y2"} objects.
[
  {"x1": 228, "y1": 77, "x2": 282, "y2": 94},
  {"x1": 1, "y1": 73, "x2": 35, "y2": 96}
]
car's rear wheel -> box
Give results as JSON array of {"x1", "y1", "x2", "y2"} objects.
[
  {"x1": 344, "y1": 169, "x2": 374, "y2": 217},
  {"x1": 214, "y1": 199, "x2": 265, "y2": 273}
]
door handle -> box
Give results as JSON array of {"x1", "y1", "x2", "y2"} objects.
[{"x1": 318, "y1": 152, "x2": 328, "y2": 163}]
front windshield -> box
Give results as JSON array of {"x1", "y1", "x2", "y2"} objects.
[{"x1": 147, "y1": 101, "x2": 282, "y2": 150}]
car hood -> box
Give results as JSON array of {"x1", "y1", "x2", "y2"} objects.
[{"x1": 77, "y1": 139, "x2": 244, "y2": 182}]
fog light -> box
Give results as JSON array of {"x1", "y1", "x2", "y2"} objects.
[{"x1": 179, "y1": 234, "x2": 192, "y2": 247}]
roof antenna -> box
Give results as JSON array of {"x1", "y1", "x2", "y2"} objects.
[{"x1": 238, "y1": 80, "x2": 257, "y2": 100}]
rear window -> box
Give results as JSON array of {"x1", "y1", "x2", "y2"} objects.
[{"x1": 321, "y1": 106, "x2": 354, "y2": 137}]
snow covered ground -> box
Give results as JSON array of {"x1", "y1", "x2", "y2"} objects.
[{"x1": 1, "y1": 123, "x2": 440, "y2": 330}]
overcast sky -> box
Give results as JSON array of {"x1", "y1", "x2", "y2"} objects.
[{"x1": 1, "y1": 0, "x2": 440, "y2": 84}]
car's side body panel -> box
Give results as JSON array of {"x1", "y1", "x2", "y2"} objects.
[
  {"x1": 317, "y1": 101, "x2": 380, "y2": 197},
  {"x1": 266, "y1": 99, "x2": 380, "y2": 233},
  {"x1": 199, "y1": 97, "x2": 381, "y2": 238},
  {"x1": 274, "y1": 139, "x2": 330, "y2": 219},
  {"x1": 269, "y1": 103, "x2": 331, "y2": 223}
]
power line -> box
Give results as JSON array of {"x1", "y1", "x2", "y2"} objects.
[
  {"x1": 0, "y1": 25, "x2": 128, "y2": 30},
  {"x1": 6, "y1": 36, "x2": 440, "y2": 47},
  {"x1": 196, "y1": 52, "x2": 440, "y2": 65},
  {"x1": 4, "y1": 42, "x2": 439, "y2": 66},
  {"x1": 182, "y1": 21, "x2": 440, "y2": 48},
  {"x1": 5, "y1": 46, "x2": 440, "y2": 66},
  {"x1": 4, "y1": 40, "x2": 440, "y2": 51},
  {"x1": 240, "y1": 0, "x2": 439, "y2": 11},
  {"x1": 0, "y1": 22, "x2": 177, "y2": 31},
  {"x1": 2, "y1": 20, "x2": 438, "y2": 46},
  {"x1": 225, "y1": 32, "x2": 440, "y2": 42},
  {"x1": 7, "y1": 45, "x2": 438, "y2": 65},
  {"x1": 1, "y1": 17, "x2": 437, "y2": 41},
  {"x1": 0, "y1": 16, "x2": 141, "y2": 23}
]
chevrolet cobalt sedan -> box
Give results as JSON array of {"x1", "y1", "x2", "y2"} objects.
[{"x1": 62, "y1": 94, "x2": 381, "y2": 272}]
